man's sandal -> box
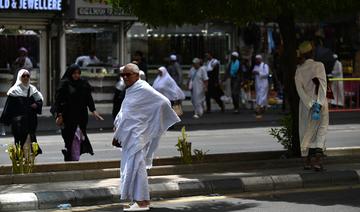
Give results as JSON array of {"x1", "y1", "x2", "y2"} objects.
[{"x1": 123, "y1": 202, "x2": 150, "y2": 211}]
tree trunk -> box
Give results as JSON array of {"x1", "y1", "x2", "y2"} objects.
[{"x1": 277, "y1": 12, "x2": 301, "y2": 157}]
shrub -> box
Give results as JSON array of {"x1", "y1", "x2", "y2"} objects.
[
  {"x1": 7, "y1": 142, "x2": 39, "y2": 174},
  {"x1": 269, "y1": 115, "x2": 293, "y2": 152}
]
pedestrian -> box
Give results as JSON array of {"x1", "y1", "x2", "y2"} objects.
[
  {"x1": 52, "y1": 64, "x2": 103, "y2": 161},
  {"x1": 204, "y1": 52, "x2": 225, "y2": 113},
  {"x1": 133, "y1": 51, "x2": 148, "y2": 81},
  {"x1": 225, "y1": 51, "x2": 242, "y2": 113},
  {"x1": 75, "y1": 50, "x2": 101, "y2": 67},
  {"x1": 252, "y1": 54, "x2": 269, "y2": 118},
  {"x1": 188, "y1": 58, "x2": 209, "y2": 119},
  {"x1": 131, "y1": 60, "x2": 146, "y2": 80},
  {"x1": 0, "y1": 69, "x2": 43, "y2": 155},
  {"x1": 330, "y1": 54, "x2": 344, "y2": 106},
  {"x1": 12, "y1": 47, "x2": 33, "y2": 84},
  {"x1": 295, "y1": 41, "x2": 329, "y2": 171},
  {"x1": 112, "y1": 63, "x2": 180, "y2": 211},
  {"x1": 167, "y1": 54, "x2": 183, "y2": 87},
  {"x1": 112, "y1": 66, "x2": 126, "y2": 120},
  {"x1": 153, "y1": 66, "x2": 185, "y2": 115}
]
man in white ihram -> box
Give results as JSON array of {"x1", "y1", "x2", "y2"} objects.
[{"x1": 112, "y1": 63, "x2": 180, "y2": 211}]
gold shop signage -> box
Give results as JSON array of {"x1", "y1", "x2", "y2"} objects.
[{"x1": 0, "y1": 0, "x2": 62, "y2": 11}]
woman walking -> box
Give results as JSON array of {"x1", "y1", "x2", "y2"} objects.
[
  {"x1": 52, "y1": 64, "x2": 103, "y2": 161},
  {"x1": 153, "y1": 66, "x2": 185, "y2": 107},
  {"x1": 0, "y1": 69, "x2": 43, "y2": 154}
]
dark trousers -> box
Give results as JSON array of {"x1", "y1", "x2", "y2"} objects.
[
  {"x1": 231, "y1": 77, "x2": 241, "y2": 110},
  {"x1": 206, "y1": 87, "x2": 224, "y2": 112}
]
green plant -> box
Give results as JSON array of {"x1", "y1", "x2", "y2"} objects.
[
  {"x1": 7, "y1": 142, "x2": 39, "y2": 174},
  {"x1": 269, "y1": 115, "x2": 293, "y2": 151},
  {"x1": 193, "y1": 149, "x2": 209, "y2": 162},
  {"x1": 175, "y1": 126, "x2": 192, "y2": 164}
]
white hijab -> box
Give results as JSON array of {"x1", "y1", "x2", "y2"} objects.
[
  {"x1": 152, "y1": 66, "x2": 185, "y2": 101},
  {"x1": 7, "y1": 69, "x2": 43, "y2": 101}
]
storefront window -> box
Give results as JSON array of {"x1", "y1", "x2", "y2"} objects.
[
  {"x1": 0, "y1": 29, "x2": 40, "y2": 108},
  {"x1": 65, "y1": 25, "x2": 120, "y2": 103},
  {"x1": 65, "y1": 25, "x2": 119, "y2": 66}
]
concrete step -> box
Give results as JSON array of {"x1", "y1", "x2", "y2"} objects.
[{"x1": 1, "y1": 148, "x2": 360, "y2": 185}]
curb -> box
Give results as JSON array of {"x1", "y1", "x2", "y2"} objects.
[
  {"x1": 1, "y1": 147, "x2": 360, "y2": 174},
  {"x1": 1, "y1": 149, "x2": 360, "y2": 185},
  {"x1": 1, "y1": 169, "x2": 360, "y2": 211}
]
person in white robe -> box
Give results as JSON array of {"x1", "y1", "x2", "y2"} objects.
[
  {"x1": 153, "y1": 66, "x2": 185, "y2": 104},
  {"x1": 188, "y1": 58, "x2": 209, "y2": 119},
  {"x1": 252, "y1": 54, "x2": 269, "y2": 117},
  {"x1": 295, "y1": 41, "x2": 329, "y2": 171},
  {"x1": 113, "y1": 63, "x2": 180, "y2": 211},
  {"x1": 330, "y1": 54, "x2": 344, "y2": 106}
]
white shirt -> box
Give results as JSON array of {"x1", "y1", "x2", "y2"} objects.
[{"x1": 75, "y1": 56, "x2": 100, "y2": 67}]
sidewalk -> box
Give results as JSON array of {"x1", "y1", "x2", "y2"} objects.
[
  {"x1": 2, "y1": 100, "x2": 359, "y2": 134},
  {"x1": 1, "y1": 149, "x2": 360, "y2": 211}
]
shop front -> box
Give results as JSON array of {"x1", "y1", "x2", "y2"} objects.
[
  {"x1": 64, "y1": 0, "x2": 136, "y2": 103},
  {"x1": 0, "y1": 0, "x2": 64, "y2": 108}
]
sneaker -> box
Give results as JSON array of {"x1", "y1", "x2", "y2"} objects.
[{"x1": 193, "y1": 114, "x2": 200, "y2": 119}]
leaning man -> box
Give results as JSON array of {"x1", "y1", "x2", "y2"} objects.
[
  {"x1": 113, "y1": 63, "x2": 180, "y2": 211},
  {"x1": 295, "y1": 41, "x2": 329, "y2": 171}
]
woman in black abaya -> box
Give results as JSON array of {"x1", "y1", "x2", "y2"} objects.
[
  {"x1": 0, "y1": 69, "x2": 43, "y2": 154},
  {"x1": 53, "y1": 64, "x2": 103, "y2": 161}
]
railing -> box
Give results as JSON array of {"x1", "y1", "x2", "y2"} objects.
[{"x1": 328, "y1": 78, "x2": 360, "y2": 112}]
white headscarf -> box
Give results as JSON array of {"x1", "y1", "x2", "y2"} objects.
[
  {"x1": 152, "y1": 66, "x2": 185, "y2": 101},
  {"x1": 7, "y1": 69, "x2": 43, "y2": 101}
]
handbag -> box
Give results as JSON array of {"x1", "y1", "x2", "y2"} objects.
[{"x1": 172, "y1": 104, "x2": 183, "y2": 116}]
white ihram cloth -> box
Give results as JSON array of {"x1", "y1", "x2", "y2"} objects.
[
  {"x1": 252, "y1": 62, "x2": 269, "y2": 107},
  {"x1": 188, "y1": 66, "x2": 209, "y2": 116},
  {"x1": 153, "y1": 67, "x2": 185, "y2": 101},
  {"x1": 330, "y1": 60, "x2": 344, "y2": 106},
  {"x1": 295, "y1": 59, "x2": 329, "y2": 157},
  {"x1": 113, "y1": 79, "x2": 180, "y2": 201}
]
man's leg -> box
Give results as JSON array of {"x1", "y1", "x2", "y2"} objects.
[{"x1": 133, "y1": 151, "x2": 150, "y2": 205}]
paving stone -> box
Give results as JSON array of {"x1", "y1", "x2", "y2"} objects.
[
  {"x1": 150, "y1": 182, "x2": 180, "y2": 198},
  {"x1": 178, "y1": 180, "x2": 209, "y2": 196},
  {"x1": 271, "y1": 174, "x2": 303, "y2": 190},
  {"x1": 0, "y1": 193, "x2": 38, "y2": 211},
  {"x1": 74, "y1": 188, "x2": 113, "y2": 205},
  {"x1": 241, "y1": 176, "x2": 274, "y2": 192},
  {"x1": 35, "y1": 190, "x2": 75, "y2": 209},
  {"x1": 207, "y1": 178, "x2": 244, "y2": 193}
]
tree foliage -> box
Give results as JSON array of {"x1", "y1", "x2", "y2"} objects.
[{"x1": 110, "y1": 0, "x2": 360, "y2": 26}]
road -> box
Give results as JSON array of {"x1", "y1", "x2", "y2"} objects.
[
  {"x1": 1, "y1": 124, "x2": 359, "y2": 164},
  {"x1": 34, "y1": 186, "x2": 360, "y2": 211}
]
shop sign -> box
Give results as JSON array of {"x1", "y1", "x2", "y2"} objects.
[
  {"x1": 74, "y1": 0, "x2": 136, "y2": 21},
  {"x1": 0, "y1": 0, "x2": 62, "y2": 11},
  {"x1": 78, "y1": 7, "x2": 127, "y2": 16}
]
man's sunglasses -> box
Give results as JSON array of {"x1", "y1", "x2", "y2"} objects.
[
  {"x1": 21, "y1": 75, "x2": 30, "y2": 78},
  {"x1": 120, "y1": 73, "x2": 136, "y2": 78}
]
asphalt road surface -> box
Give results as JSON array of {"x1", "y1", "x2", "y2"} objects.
[{"x1": 1, "y1": 124, "x2": 359, "y2": 164}]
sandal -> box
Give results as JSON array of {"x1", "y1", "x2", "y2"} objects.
[
  {"x1": 313, "y1": 165, "x2": 325, "y2": 172},
  {"x1": 123, "y1": 202, "x2": 150, "y2": 211}
]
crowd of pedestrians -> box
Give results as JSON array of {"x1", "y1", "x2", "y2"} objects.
[{"x1": 0, "y1": 38, "x2": 343, "y2": 210}]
